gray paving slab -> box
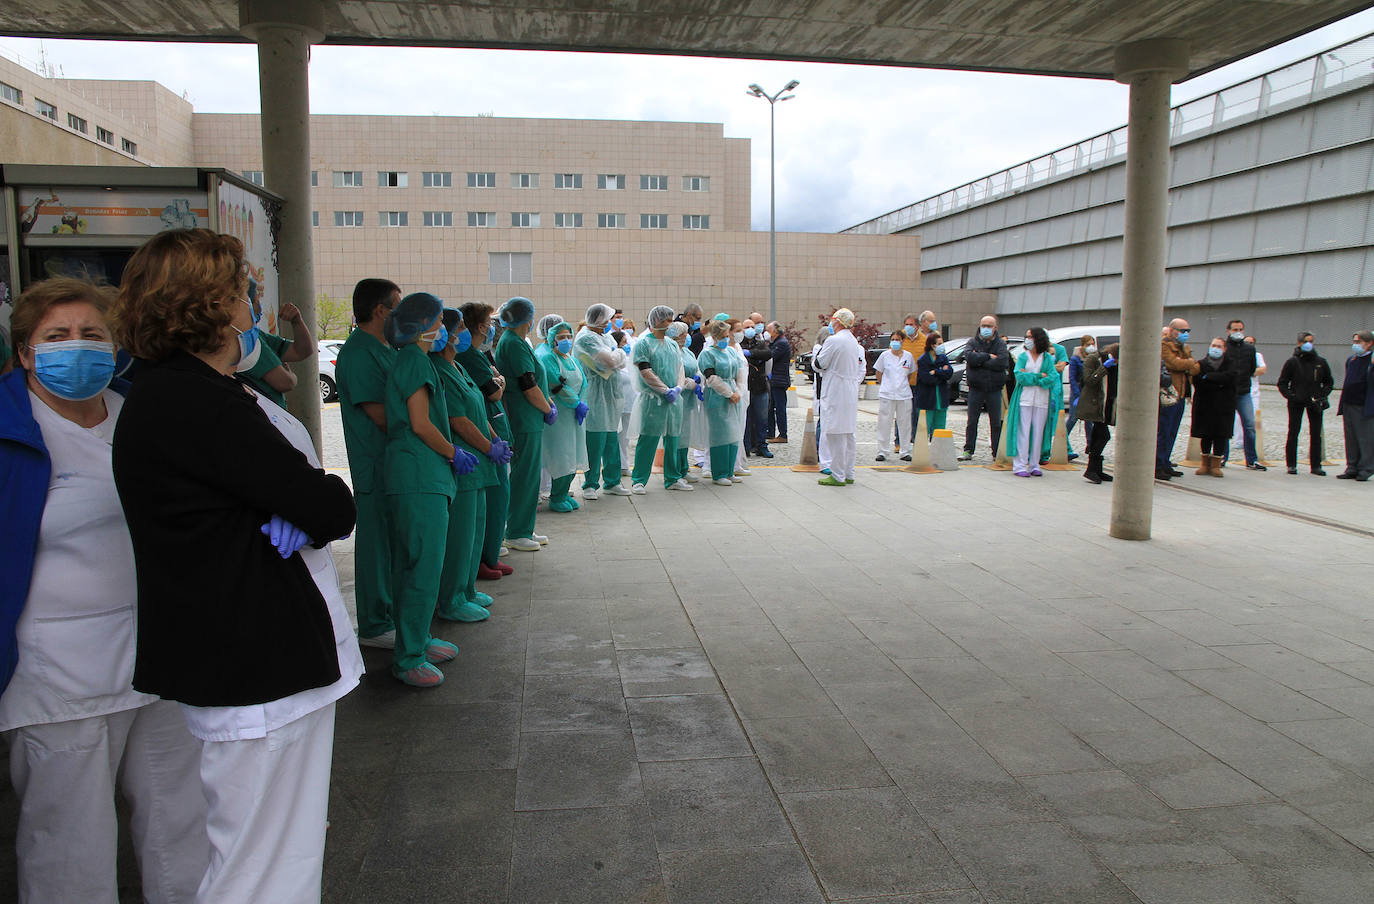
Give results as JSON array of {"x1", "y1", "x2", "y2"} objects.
[
  {"x1": 938, "y1": 820, "x2": 1142, "y2": 904},
  {"x1": 1117, "y1": 864, "x2": 1291, "y2": 904},
  {"x1": 509, "y1": 803, "x2": 666, "y2": 904},
  {"x1": 639, "y1": 757, "x2": 794, "y2": 853},
  {"x1": 659, "y1": 844, "x2": 825, "y2": 904},
  {"x1": 626, "y1": 694, "x2": 752, "y2": 761},
  {"x1": 515, "y1": 729, "x2": 642, "y2": 810},
  {"x1": 744, "y1": 714, "x2": 894, "y2": 792},
  {"x1": 616, "y1": 647, "x2": 721, "y2": 697},
  {"x1": 716, "y1": 663, "x2": 842, "y2": 720},
  {"x1": 521, "y1": 674, "x2": 628, "y2": 731}
]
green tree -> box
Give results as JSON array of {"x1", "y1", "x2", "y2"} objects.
[{"x1": 315, "y1": 292, "x2": 352, "y2": 339}]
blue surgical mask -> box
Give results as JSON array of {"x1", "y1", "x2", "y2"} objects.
[
  {"x1": 556, "y1": 338, "x2": 573, "y2": 354},
  {"x1": 454, "y1": 329, "x2": 472, "y2": 354},
  {"x1": 889, "y1": 341, "x2": 902, "y2": 352},
  {"x1": 485, "y1": 323, "x2": 496, "y2": 347},
  {"x1": 904, "y1": 324, "x2": 916, "y2": 337},
  {"x1": 715, "y1": 338, "x2": 730, "y2": 349},
  {"x1": 826, "y1": 325, "x2": 835, "y2": 335},
  {"x1": 1177, "y1": 330, "x2": 1191, "y2": 343},
  {"x1": 232, "y1": 296, "x2": 262, "y2": 373},
  {"x1": 1356, "y1": 343, "x2": 1370, "y2": 355},
  {"x1": 979, "y1": 327, "x2": 993, "y2": 339},
  {"x1": 613, "y1": 318, "x2": 624, "y2": 329},
  {"x1": 928, "y1": 322, "x2": 939, "y2": 334},
  {"x1": 604, "y1": 323, "x2": 614, "y2": 334},
  {"x1": 744, "y1": 327, "x2": 756, "y2": 339},
  {"x1": 690, "y1": 321, "x2": 701, "y2": 331},
  {"x1": 762, "y1": 331, "x2": 772, "y2": 342},
  {"x1": 1207, "y1": 346, "x2": 1223, "y2": 359},
  {"x1": 1300, "y1": 341, "x2": 1314, "y2": 353},
  {"x1": 1230, "y1": 332, "x2": 1244, "y2": 342},
  {"x1": 432, "y1": 325, "x2": 448, "y2": 350},
  {"x1": 31, "y1": 339, "x2": 116, "y2": 401}
]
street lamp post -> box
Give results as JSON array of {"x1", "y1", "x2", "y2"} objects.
[{"x1": 748, "y1": 80, "x2": 798, "y2": 325}]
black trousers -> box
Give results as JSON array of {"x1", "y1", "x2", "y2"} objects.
[
  {"x1": 964, "y1": 387, "x2": 1002, "y2": 455},
  {"x1": 1286, "y1": 401, "x2": 1323, "y2": 469},
  {"x1": 1086, "y1": 421, "x2": 1111, "y2": 457},
  {"x1": 1201, "y1": 436, "x2": 1227, "y2": 456}
]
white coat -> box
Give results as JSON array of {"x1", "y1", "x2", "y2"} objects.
[{"x1": 814, "y1": 328, "x2": 865, "y2": 435}]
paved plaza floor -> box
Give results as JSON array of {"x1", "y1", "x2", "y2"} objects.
[{"x1": 2, "y1": 408, "x2": 1372, "y2": 903}]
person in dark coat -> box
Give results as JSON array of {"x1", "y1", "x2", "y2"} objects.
[
  {"x1": 1077, "y1": 341, "x2": 1118, "y2": 484},
  {"x1": 959, "y1": 315, "x2": 1009, "y2": 460},
  {"x1": 914, "y1": 332, "x2": 953, "y2": 439},
  {"x1": 1190, "y1": 336, "x2": 1241, "y2": 477},
  {"x1": 1276, "y1": 331, "x2": 1334, "y2": 475},
  {"x1": 1337, "y1": 329, "x2": 1374, "y2": 481}
]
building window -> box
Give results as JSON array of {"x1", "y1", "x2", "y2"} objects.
[
  {"x1": 511, "y1": 173, "x2": 539, "y2": 189},
  {"x1": 242, "y1": 170, "x2": 264, "y2": 186},
  {"x1": 467, "y1": 211, "x2": 496, "y2": 227},
  {"x1": 423, "y1": 171, "x2": 452, "y2": 188},
  {"x1": 380, "y1": 211, "x2": 408, "y2": 227},
  {"x1": 333, "y1": 170, "x2": 363, "y2": 188},
  {"x1": 312, "y1": 211, "x2": 319, "y2": 227},
  {"x1": 121, "y1": 138, "x2": 138, "y2": 155},
  {"x1": 0, "y1": 82, "x2": 21, "y2": 105},
  {"x1": 35, "y1": 98, "x2": 57, "y2": 120},
  {"x1": 554, "y1": 173, "x2": 582, "y2": 190},
  {"x1": 640, "y1": 175, "x2": 668, "y2": 191},
  {"x1": 334, "y1": 210, "x2": 364, "y2": 227},
  {"x1": 467, "y1": 172, "x2": 496, "y2": 188},
  {"x1": 66, "y1": 113, "x2": 87, "y2": 133},
  {"x1": 488, "y1": 252, "x2": 532, "y2": 284},
  {"x1": 597, "y1": 213, "x2": 626, "y2": 229},
  {"x1": 511, "y1": 212, "x2": 540, "y2": 228},
  {"x1": 311, "y1": 170, "x2": 318, "y2": 187},
  {"x1": 96, "y1": 125, "x2": 113, "y2": 144},
  {"x1": 423, "y1": 211, "x2": 453, "y2": 227},
  {"x1": 640, "y1": 214, "x2": 669, "y2": 229},
  {"x1": 683, "y1": 214, "x2": 710, "y2": 230},
  {"x1": 597, "y1": 174, "x2": 625, "y2": 190},
  {"x1": 683, "y1": 176, "x2": 710, "y2": 192},
  {"x1": 554, "y1": 213, "x2": 583, "y2": 228},
  {"x1": 378, "y1": 171, "x2": 408, "y2": 188}
]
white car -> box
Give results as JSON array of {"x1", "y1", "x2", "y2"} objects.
[{"x1": 318, "y1": 339, "x2": 343, "y2": 403}]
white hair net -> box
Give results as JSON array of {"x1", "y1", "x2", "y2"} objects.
[
  {"x1": 585, "y1": 303, "x2": 615, "y2": 330},
  {"x1": 646, "y1": 304, "x2": 676, "y2": 330}
]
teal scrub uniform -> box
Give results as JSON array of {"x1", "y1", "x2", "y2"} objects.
[
  {"x1": 384, "y1": 342, "x2": 456, "y2": 673},
  {"x1": 572, "y1": 326, "x2": 625, "y2": 491},
  {"x1": 433, "y1": 354, "x2": 499, "y2": 619},
  {"x1": 536, "y1": 339, "x2": 588, "y2": 511},
  {"x1": 335, "y1": 329, "x2": 397, "y2": 639},
  {"x1": 242, "y1": 331, "x2": 293, "y2": 408},
  {"x1": 630, "y1": 333, "x2": 685, "y2": 487},
  {"x1": 675, "y1": 343, "x2": 702, "y2": 479},
  {"x1": 495, "y1": 330, "x2": 549, "y2": 541},
  {"x1": 456, "y1": 345, "x2": 512, "y2": 567},
  {"x1": 699, "y1": 344, "x2": 744, "y2": 478}
]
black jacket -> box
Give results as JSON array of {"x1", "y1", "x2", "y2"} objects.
[
  {"x1": 1276, "y1": 349, "x2": 1334, "y2": 406},
  {"x1": 1223, "y1": 337, "x2": 1257, "y2": 395},
  {"x1": 743, "y1": 337, "x2": 774, "y2": 394},
  {"x1": 1191, "y1": 353, "x2": 1241, "y2": 440},
  {"x1": 769, "y1": 337, "x2": 792, "y2": 387},
  {"x1": 687, "y1": 324, "x2": 706, "y2": 357},
  {"x1": 112, "y1": 352, "x2": 356, "y2": 706},
  {"x1": 963, "y1": 332, "x2": 1009, "y2": 392}
]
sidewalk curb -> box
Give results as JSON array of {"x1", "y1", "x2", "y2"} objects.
[{"x1": 1157, "y1": 479, "x2": 1374, "y2": 539}]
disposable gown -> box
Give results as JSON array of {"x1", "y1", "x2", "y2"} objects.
[
  {"x1": 697, "y1": 345, "x2": 746, "y2": 447},
  {"x1": 536, "y1": 343, "x2": 589, "y2": 478},
  {"x1": 678, "y1": 344, "x2": 708, "y2": 449},
  {"x1": 628, "y1": 334, "x2": 685, "y2": 441},
  {"x1": 571, "y1": 327, "x2": 626, "y2": 432}
]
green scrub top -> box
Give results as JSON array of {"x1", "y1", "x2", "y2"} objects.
[
  {"x1": 456, "y1": 346, "x2": 512, "y2": 443},
  {"x1": 432, "y1": 353, "x2": 498, "y2": 493},
  {"x1": 495, "y1": 330, "x2": 548, "y2": 435},
  {"x1": 632, "y1": 333, "x2": 684, "y2": 438},
  {"x1": 336, "y1": 329, "x2": 396, "y2": 494},
  {"x1": 242, "y1": 331, "x2": 293, "y2": 407},
  {"x1": 384, "y1": 342, "x2": 455, "y2": 499}
]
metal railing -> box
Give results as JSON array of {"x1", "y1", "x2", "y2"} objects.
[{"x1": 843, "y1": 33, "x2": 1374, "y2": 236}]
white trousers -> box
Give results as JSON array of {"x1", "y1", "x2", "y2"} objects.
[
  {"x1": 6, "y1": 699, "x2": 207, "y2": 904},
  {"x1": 877, "y1": 398, "x2": 913, "y2": 455},
  {"x1": 196, "y1": 704, "x2": 336, "y2": 904},
  {"x1": 1014, "y1": 404, "x2": 1049, "y2": 473},
  {"x1": 821, "y1": 432, "x2": 856, "y2": 481},
  {"x1": 618, "y1": 412, "x2": 632, "y2": 469}
]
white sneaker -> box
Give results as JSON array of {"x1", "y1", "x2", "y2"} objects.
[
  {"x1": 533, "y1": 533, "x2": 549, "y2": 545},
  {"x1": 730, "y1": 476, "x2": 743, "y2": 483},
  {"x1": 499, "y1": 545, "x2": 510, "y2": 557},
  {"x1": 683, "y1": 473, "x2": 699, "y2": 484},
  {"x1": 357, "y1": 629, "x2": 396, "y2": 649},
  {"x1": 605, "y1": 485, "x2": 632, "y2": 496},
  {"x1": 875, "y1": 452, "x2": 887, "y2": 462},
  {"x1": 631, "y1": 484, "x2": 647, "y2": 495},
  {"x1": 582, "y1": 487, "x2": 599, "y2": 500},
  {"x1": 735, "y1": 467, "x2": 752, "y2": 476},
  {"x1": 713, "y1": 477, "x2": 734, "y2": 486},
  {"x1": 538, "y1": 492, "x2": 550, "y2": 502},
  {"x1": 507, "y1": 537, "x2": 541, "y2": 552},
  {"x1": 666, "y1": 479, "x2": 694, "y2": 491}
]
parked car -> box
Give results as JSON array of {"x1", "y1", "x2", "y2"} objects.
[
  {"x1": 318, "y1": 339, "x2": 343, "y2": 402},
  {"x1": 954, "y1": 325, "x2": 1119, "y2": 406}
]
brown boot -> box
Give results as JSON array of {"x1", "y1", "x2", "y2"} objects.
[
  {"x1": 1209, "y1": 454, "x2": 1225, "y2": 477},
  {"x1": 1195, "y1": 454, "x2": 1211, "y2": 476}
]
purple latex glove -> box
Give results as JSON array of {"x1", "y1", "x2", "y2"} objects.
[
  {"x1": 260, "y1": 514, "x2": 311, "y2": 559},
  {"x1": 574, "y1": 400, "x2": 590, "y2": 425},
  {"x1": 544, "y1": 403, "x2": 559, "y2": 425},
  {"x1": 486, "y1": 437, "x2": 513, "y2": 464},
  {"x1": 451, "y1": 447, "x2": 478, "y2": 476},
  {"x1": 665, "y1": 386, "x2": 682, "y2": 404}
]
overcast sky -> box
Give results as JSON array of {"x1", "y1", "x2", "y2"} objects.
[{"x1": 4, "y1": 9, "x2": 1372, "y2": 233}]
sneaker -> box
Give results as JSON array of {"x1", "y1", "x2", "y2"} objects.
[
  {"x1": 817, "y1": 475, "x2": 845, "y2": 486},
  {"x1": 1246, "y1": 462, "x2": 1268, "y2": 471},
  {"x1": 394, "y1": 662, "x2": 444, "y2": 687},
  {"x1": 358, "y1": 630, "x2": 396, "y2": 650},
  {"x1": 730, "y1": 476, "x2": 743, "y2": 483},
  {"x1": 713, "y1": 477, "x2": 734, "y2": 486},
  {"x1": 875, "y1": 452, "x2": 887, "y2": 462},
  {"x1": 533, "y1": 533, "x2": 549, "y2": 545},
  {"x1": 499, "y1": 545, "x2": 510, "y2": 556},
  {"x1": 582, "y1": 486, "x2": 600, "y2": 500},
  {"x1": 438, "y1": 601, "x2": 490, "y2": 623},
  {"x1": 425, "y1": 639, "x2": 460, "y2": 662},
  {"x1": 605, "y1": 484, "x2": 633, "y2": 496},
  {"x1": 494, "y1": 560, "x2": 514, "y2": 576},
  {"x1": 666, "y1": 479, "x2": 694, "y2": 491},
  {"x1": 957, "y1": 452, "x2": 973, "y2": 462},
  {"x1": 844, "y1": 478, "x2": 855, "y2": 484},
  {"x1": 735, "y1": 467, "x2": 752, "y2": 476},
  {"x1": 477, "y1": 562, "x2": 503, "y2": 581},
  {"x1": 684, "y1": 473, "x2": 700, "y2": 483},
  {"x1": 1067, "y1": 452, "x2": 1079, "y2": 461},
  {"x1": 631, "y1": 484, "x2": 647, "y2": 495},
  {"x1": 900, "y1": 454, "x2": 912, "y2": 462},
  {"x1": 507, "y1": 537, "x2": 541, "y2": 552}
]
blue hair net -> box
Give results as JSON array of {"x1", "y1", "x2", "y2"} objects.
[
  {"x1": 384, "y1": 292, "x2": 443, "y2": 348},
  {"x1": 498, "y1": 296, "x2": 536, "y2": 328}
]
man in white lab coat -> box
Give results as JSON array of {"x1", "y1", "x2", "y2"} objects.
[{"x1": 813, "y1": 307, "x2": 865, "y2": 485}]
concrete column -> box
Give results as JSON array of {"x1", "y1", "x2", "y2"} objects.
[
  {"x1": 241, "y1": 1, "x2": 324, "y2": 456},
  {"x1": 1109, "y1": 38, "x2": 1189, "y2": 541}
]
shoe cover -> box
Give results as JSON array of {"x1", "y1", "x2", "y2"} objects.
[{"x1": 425, "y1": 639, "x2": 459, "y2": 663}]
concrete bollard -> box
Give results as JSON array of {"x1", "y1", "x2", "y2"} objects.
[
  {"x1": 904, "y1": 409, "x2": 938, "y2": 474},
  {"x1": 787, "y1": 385, "x2": 798, "y2": 409},
  {"x1": 989, "y1": 404, "x2": 1013, "y2": 471},
  {"x1": 1181, "y1": 435, "x2": 1202, "y2": 468},
  {"x1": 1042, "y1": 409, "x2": 1076, "y2": 470},
  {"x1": 931, "y1": 429, "x2": 958, "y2": 470},
  {"x1": 1254, "y1": 407, "x2": 1273, "y2": 465},
  {"x1": 792, "y1": 408, "x2": 821, "y2": 472}
]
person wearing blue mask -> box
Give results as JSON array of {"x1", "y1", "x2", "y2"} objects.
[
  {"x1": 629, "y1": 305, "x2": 692, "y2": 491},
  {"x1": 495, "y1": 296, "x2": 555, "y2": 550},
  {"x1": 959, "y1": 314, "x2": 1009, "y2": 461},
  {"x1": 431, "y1": 307, "x2": 508, "y2": 625},
  {"x1": 679, "y1": 303, "x2": 707, "y2": 356},
  {"x1": 1221, "y1": 318, "x2": 1264, "y2": 471},
  {"x1": 535, "y1": 321, "x2": 589, "y2": 510},
  {"x1": 915, "y1": 331, "x2": 954, "y2": 442},
  {"x1": 1158, "y1": 318, "x2": 1201, "y2": 480},
  {"x1": 741, "y1": 318, "x2": 776, "y2": 458},
  {"x1": 573, "y1": 303, "x2": 632, "y2": 499},
  {"x1": 1277, "y1": 331, "x2": 1333, "y2": 476},
  {"x1": 668, "y1": 320, "x2": 705, "y2": 481},
  {"x1": 1189, "y1": 336, "x2": 1242, "y2": 477},
  {"x1": 1, "y1": 277, "x2": 209, "y2": 904},
  {"x1": 873, "y1": 330, "x2": 916, "y2": 461},
  {"x1": 698, "y1": 319, "x2": 745, "y2": 485},
  {"x1": 1337, "y1": 329, "x2": 1374, "y2": 481},
  {"x1": 456, "y1": 302, "x2": 516, "y2": 580}
]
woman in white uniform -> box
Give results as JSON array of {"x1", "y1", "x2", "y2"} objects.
[{"x1": 0, "y1": 277, "x2": 208, "y2": 904}]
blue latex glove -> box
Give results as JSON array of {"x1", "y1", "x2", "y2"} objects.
[
  {"x1": 574, "y1": 401, "x2": 590, "y2": 425},
  {"x1": 260, "y1": 514, "x2": 311, "y2": 559},
  {"x1": 486, "y1": 437, "x2": 513, "y2": 464},
  {"x1": 1103, "y1": 356, "x2": 1117, "y2": 368},
  {"x1": 665, "y1": 386, "x2": 682, "y2": 404},
  {"x1": 694, "y1": 385, "x2": 705, "y2": 402},
  {"x1": 693, "y1": 373, "x2": 702, "y2": 386},
  {"x1": 451, "y1": 447, "x2": 478, "y2": 476},
  {"x1": 544, "y1": 403, "x2": 559, "y2": 426}
]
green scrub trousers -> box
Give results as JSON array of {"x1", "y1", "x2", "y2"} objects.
[
  {"x1": 662, "y1": 435, "x2": 685, "y2": 486},
  {"x1": 481, "y1": 468, "x2": 509, "y2": 567},
  {"x1": 388, "y1": 492, "x2": 450, "y2": 672},
  {"x1": 437, "y1": 487, "x2": 486, "y2": 618},
  {"x1": 506, "y1": 429, "x2": 543, "y2": 540},
  {"x1": 583, "y1": 430, "x2": 622, "y2": 490},
  {"x1": 923, "y1": 408, "x2": 948, "y2": 439},
  {"x1": 353, "y1": 488, "x2": 394, "y2": 638},
  {"x1": 550, "y1": 474, "x2": 575, "y2": 507},
  {"x1": 631, "y1": 434, "x2": 665, "y2": 487},
  {"x1": 673, "y1": 443, "x2": 690, "y2": 481},
  {"x1": 710, "y1": 443, "x2": 738, "y2": 480}
]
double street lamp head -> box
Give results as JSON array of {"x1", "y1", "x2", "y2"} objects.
[{"x1": 746, "y1": 80, "x2": 800, "y2": 103}]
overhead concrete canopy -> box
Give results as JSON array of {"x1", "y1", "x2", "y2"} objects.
[{"x1": 1, "y1": 1, "x2": 1371, "y2": 80}]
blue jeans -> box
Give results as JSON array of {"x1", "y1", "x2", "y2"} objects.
[
  {"x1": 1225, "y1": 392, "x2": 1258, "y2": 465},
  {"x1": 766, "y1": 385, "x2": 789, "y2": 439},
  {"x1": 1156, "y1": 400, "x2": 1187, "y2": 470}
]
